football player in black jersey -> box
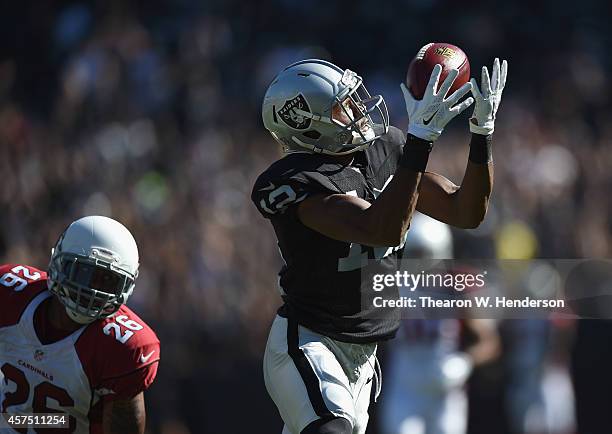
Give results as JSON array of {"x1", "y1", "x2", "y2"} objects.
[{"x1": 252, "y1": 58, "x2": 507, "y2": 434}]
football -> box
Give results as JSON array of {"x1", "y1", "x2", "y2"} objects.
[{"x1": 406, "y1": 42, "x2": 470, "y2": 100}]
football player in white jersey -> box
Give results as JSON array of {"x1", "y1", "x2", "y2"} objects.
[
  {"x1": 0, "y1": 216, "x2": 160, "y2": 434},
  {"x1": 379, "y1": 213, "x2": 500, "y2": 434}
]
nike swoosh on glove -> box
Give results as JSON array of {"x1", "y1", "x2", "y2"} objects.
[{"x1": 401, "y1": 64, "x2": 474, "y2": 142}]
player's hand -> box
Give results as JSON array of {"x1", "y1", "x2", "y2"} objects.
[
  {"x1": 401, "y1": 64, "x2": 474, "y2": 142},
  {"x1": 469, "y1": 58, "x2": 508, "y2": 135}
]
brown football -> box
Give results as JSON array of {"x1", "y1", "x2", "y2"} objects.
[{"x1": 406, "y1": 42, "x2": 470, "y2": 100}]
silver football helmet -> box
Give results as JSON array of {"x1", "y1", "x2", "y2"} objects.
[
  {"x1": 47, "y1": 216, "x2": 139, "y2": 324},
  {"x1": 262, "y1": 59, "x2": 389, "y2": 155},
  {"x1": 404, "y1": 212, "x2": 454, "y2": 259}
]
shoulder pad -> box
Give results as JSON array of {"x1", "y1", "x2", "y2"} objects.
[
  {"x1": 0, "y1": 264, "x2": 48, "y2": 328},
  {"x1": 385, "y1": 126, "x2": 407, "y2": 147},
  {"x1": 252, "y1": 154, "x2": 341, "y2": 218},
  {"x1": 76, "y1": 305, "x2": 160, "y2": 388}
]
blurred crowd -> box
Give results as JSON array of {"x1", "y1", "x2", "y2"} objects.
[{"x1": 2, "y1": 0, "x2": 611, "y2": 433}]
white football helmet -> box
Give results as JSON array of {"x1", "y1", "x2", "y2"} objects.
[
  {"x1": 47, "y1": 216, "x2": 139, "y2": 324},
  {"x1": 262, "y1": 59, "x2": 389, "y2": 155},
  {"x1": 404, "y1": 212, "x2": 454, "y2": 259}
]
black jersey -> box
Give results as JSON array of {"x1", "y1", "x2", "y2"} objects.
[{"x1": 252, "y1": 126, "x2": 407, "y2": 343}]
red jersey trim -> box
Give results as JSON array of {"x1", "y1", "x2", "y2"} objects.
[{"x1": 100, "y1": 359, "x2": 161, "y2": 382}]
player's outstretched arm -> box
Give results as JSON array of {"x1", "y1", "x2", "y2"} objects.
[
  {"x1": 416, "y1": 153, "x2": 493, "y2": 229},
  {"x1": 417, "y1": 58, "x2": 507, "y2": 228},
  {"x1": 298, "y1": 168, "x2": 423, "y2": 247},
  {"x1": 102, "y1": 392, "x2": 146, "y2": 434},
  {"x1": 298, "y1": 67, "x2": 474, "y2": 247}
]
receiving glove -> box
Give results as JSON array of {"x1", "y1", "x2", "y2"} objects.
[
  {"x1": 401, "y1": 64, "x2": 474, "y2": 142},
  {"x1": 469, "y1": 58, "x2": 508, "y2": 135}
]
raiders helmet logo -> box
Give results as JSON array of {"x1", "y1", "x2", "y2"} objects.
[{"x1": 277, "y1": 94, "x2": 312, "y2": 130}]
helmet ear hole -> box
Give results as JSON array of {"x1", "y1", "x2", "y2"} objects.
[{"x1": 303, "y1": 130, "x2": 321, "y2": 140}]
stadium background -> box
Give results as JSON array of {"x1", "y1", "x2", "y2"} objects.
[{"x1": 1, "y1": 0, "x2": 610, "y2": 433}]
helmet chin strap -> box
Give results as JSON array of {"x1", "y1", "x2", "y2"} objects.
[{"x1": 352, "y1": 124, "x2": 375, "y2": 144}]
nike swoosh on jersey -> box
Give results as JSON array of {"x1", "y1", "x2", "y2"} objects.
[{"x1": 140, "y1": 350, "x2": 156, "y2": 363}]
